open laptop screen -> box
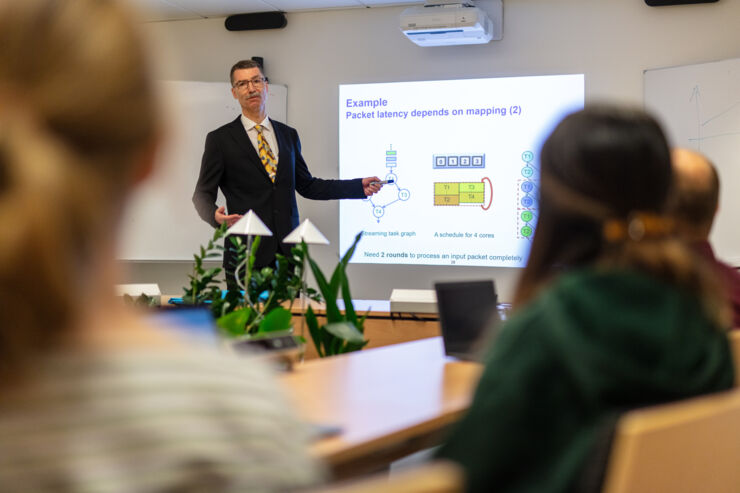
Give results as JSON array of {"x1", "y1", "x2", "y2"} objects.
[
  {"x1": 434, "y1": 280, "x2": 499, "y2": 361},
  {"x1": 148, "y1": 306, "x2": 220, "y2": 347}
]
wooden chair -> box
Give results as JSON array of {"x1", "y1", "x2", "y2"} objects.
[
  {"x1": 314, "y1": 461, "x2": 463, "y2": 493},
  {"x1": 602, "y1": 389, "x2": 740, "y2": 493},
  {"x1": 728, "y1": 330, "x2": 740, "y2": 385}
]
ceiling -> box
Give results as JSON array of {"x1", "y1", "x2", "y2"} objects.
[{"x1": 131, "y1": 0, "x2": 425, "y2": 22}]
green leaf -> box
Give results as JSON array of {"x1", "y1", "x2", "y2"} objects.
[
  {"x1": 257, "y1": 307, "x2": 293, "y2": 333},
  {"x1": 307, "y1": 254, "x2": 342, "y2": 322},
  {"x1": 329, "y1": 336, "x2": 342, "y2": 355},
  {"x1": 247, "y1": 235, "x2": 261, "y2": 273},
  {"x1": 357, "y1": 310, "x2": 369, "y2": 335},
  {"x1": 343, "y1": 339, "x2": 369, "y2": 353},
  {"x1": 216, "y1": 307, "x2": 252, "y2": 336},
  {"x1": 331, "y1": 232, "x2": 363, "y2": 323},
  {"x1": 324, "y1": 321, "x2": 365, "y2": 345},
  {"x1": 201, "y1": 267, "x2": 221, "y2": 279},
  {"x1": 340, "y1": 231, "x2": 363, "y2": 269},
  {"x1": 183, "y1": 222, "x2": 230, "y2": 306},
  {"x1": 339, "y1": 265, "x2": 357, "y2": 326},
  {"x1": 298, "y1": 234, "x2": 367, "y2": 357},
  {"x1": 304, "y1": 243, "x2": 328, "y2": 294},
  {"x1": 328, "y1": 262, "x2": 343, "y2": 299},
  {"x1": 305, "y1": 306, "x2": 324, "y2": 358}
]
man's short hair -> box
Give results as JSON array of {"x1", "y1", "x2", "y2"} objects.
[
  {"x1": 229, "y1": 59, "x2": 264, "y2": 86},
  {"x1": 672, "y1": 157, "x2": 720, "y2": 227}
]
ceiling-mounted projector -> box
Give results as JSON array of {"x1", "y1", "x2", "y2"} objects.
[{"x1": 400, "y1": 1, "x2": 501, "y2": 47}]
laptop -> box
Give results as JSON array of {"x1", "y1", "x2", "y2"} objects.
[
  {"x1": 148, "y1": 306, "x2": 220, "y2": 347},
  {"x1": 434, "y1": 280, "x2": 501, "y2": 361}
]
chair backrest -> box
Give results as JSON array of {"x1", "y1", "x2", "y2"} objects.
[
  {"x1": 315, "y1": 461, "x2": 463, "y2": 493},
  {"x1": 728, "y1": 331, "x2": 740, "y2": 385},
  {"x1": 602, "y1": 389, "x2": 740, "y2": 493}
]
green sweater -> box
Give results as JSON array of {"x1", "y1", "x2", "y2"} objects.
[{"x1": 437, "y1": 269, "x2": 733, "y2": 493}]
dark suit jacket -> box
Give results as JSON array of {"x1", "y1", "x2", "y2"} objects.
[{"x1": 193, "y1": 116, "x2": 365, "y2": 270}]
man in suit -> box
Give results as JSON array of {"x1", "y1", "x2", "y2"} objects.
[
  {"x1": 669, "y1": 148, "x2": 740, "y2": 328},
  {"x1": 193, "y1": 59, "x2": 381, "y2": 280}
]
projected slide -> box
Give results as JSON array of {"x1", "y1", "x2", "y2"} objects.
[{"x1": 339, "y1": 74, "x2": 584, "y2": 268}]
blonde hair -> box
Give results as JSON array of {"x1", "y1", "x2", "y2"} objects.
[{"x1": 0, "y1": 0, "x2": 159, "y2": 380}]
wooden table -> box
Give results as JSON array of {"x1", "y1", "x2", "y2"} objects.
[
  {"x1": 280, "y1": 337, "x2": 482, "y2": 479},
  {"x1": 291, "y1": 299, "x2": 441, "y2": 360},
  {"x1": 157, "y1": 297, "x2": 441, "y2": 360}
]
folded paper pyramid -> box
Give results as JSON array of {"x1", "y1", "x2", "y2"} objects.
[
  {"x1": 226, "y1": 209, "x2": 273, "y2": 236},
  {"x1": 283, "y1": 218, "x2": 329, "y2": 245}
]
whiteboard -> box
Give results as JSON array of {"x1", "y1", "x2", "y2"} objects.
[
  {"x1": 117, "y1": 80, "x2": 287, "y2": 260},
  {"x1": 645, "y1": 57, "x2": 740, "y2": 265}
]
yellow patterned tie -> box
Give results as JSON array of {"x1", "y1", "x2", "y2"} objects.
[{"x1": 254, "y1": 124, "x2": 277, "y2": 182}]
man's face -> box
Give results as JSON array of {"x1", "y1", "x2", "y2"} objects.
[{"x1": 231, "y1": 67, "x2": 268, "y2": 117}]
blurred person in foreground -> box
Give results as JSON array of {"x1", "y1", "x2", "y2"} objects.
[
  {"x1": 0, "y1": 1, "x2": 321, "y2": 491},
  {"x1": 436, "y1": 107, "x2": 734, "y2": 493},
  {"x1": 669, "y1": 148, "x2": 740, "y2": 328}
]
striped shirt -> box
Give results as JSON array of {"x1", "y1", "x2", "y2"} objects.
[{"x1": 0, "y1": 347, "x2": 323, "y2": 493}]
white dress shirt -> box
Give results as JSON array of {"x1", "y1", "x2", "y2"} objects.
[{"x1": 240, "y1": 114, "x2": 280, "y2": 162}]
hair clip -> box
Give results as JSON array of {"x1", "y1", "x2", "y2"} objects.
[{"x1": 603, "y1": 213, "x2": 673, "y2": 242}]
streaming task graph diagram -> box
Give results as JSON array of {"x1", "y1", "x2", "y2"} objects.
[{"x1": 365, "y1": 145, "x2": 411, "y2": 223}]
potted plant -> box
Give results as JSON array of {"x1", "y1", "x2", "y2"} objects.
[
  {"x1": 301, "y1": 232, "x2": 369, "y2": 357},
  {"x1": 182, "y1": 222, "x2": 228, "y2": 307},
  {"x1": 215, "y1": 235, "x2": 319, "y2": 337},
  {"x1": 181, "y1": 224, "x2": 369, "y2": 358}
]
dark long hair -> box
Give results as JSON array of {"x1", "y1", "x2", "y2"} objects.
[{"x1": 513, "y1": 106, "x2": 728, "y2": 327}]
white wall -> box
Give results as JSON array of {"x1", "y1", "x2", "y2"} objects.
[{"x1": 124, "y1": 0, "x2": 740, "y2": 300}]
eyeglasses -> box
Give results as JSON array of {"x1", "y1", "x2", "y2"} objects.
[{"x1": 233, "y1": 77, "x2": 266, "y2": 90}]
